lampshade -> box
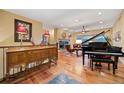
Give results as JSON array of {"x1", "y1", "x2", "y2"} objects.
[
  {"x1": 76, "y1": 40, "x2": 82, "y2": 44},
  {"x1": 44, "y1": 30, "x2": 50, "y2": 37},
  {"x1": 17, "y1": 24, "x2": 26, "y2": 34}
]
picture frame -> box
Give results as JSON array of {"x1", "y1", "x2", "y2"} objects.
[
  {"x1": 114, "y1": 31, "x2": 121, "y2": 42},
  {"x1": 14, "y1": 19, "x2": 32, "y2": 42}
]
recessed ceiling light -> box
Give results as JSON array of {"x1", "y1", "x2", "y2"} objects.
[
  {"x1": 106, "y1": 24, "x2": 113, "y2": 27},
  {"x1": 99, "y1": 21, "x2": 103, "y2": 24},
  {"x1": 60, "y1": 24, "x2": 64, "y2": 27},
  {"x1": 98, "y1": 12, "x2": 102, "y2": 15},
  {"x1": 74, "y1": 19, "x2": 79, "y2": 22}
]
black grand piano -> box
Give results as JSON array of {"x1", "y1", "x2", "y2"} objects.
[{"x1": 81, "y1": 30, "x2": 124, "y2": 70}]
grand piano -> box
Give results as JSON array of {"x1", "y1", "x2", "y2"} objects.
[{"x1": 81, "y1": 30, "x2": 124, "y2": 69}]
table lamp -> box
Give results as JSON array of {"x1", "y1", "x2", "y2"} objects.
[
  {"x1": 44, "y1": 30, "x2": 50, "y2": 37},
  {"x1": 76, "y1": 40, "x2": 82, "y2": 44}
]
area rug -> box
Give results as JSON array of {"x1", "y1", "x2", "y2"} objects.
[{"x1": 47, "y1": 73, "x2": 81, "y2": 84}]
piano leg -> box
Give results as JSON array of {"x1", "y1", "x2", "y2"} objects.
[
  {"x1": 76, "y1": 50, "x2": 78, "y2": 57},
  {"x1": 82, "y1": 52, "x2": 85, "y2": 65},
  {"x1": 88, "y1": 54, "x2": 90, "y2": 59},
  {"x1": 113, "y1": 62, "x2": 115, "y2": 75},
  {"x1": 114, "y1": 56, "x2": 118, "y2": 69}
]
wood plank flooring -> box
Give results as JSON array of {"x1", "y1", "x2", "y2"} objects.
[{"x1": 5, "y1": 50, "x2": 124, "y2": 84}]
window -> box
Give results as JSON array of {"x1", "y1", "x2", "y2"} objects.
[
  {"x1": 76, "y1": 35, "x2": 107, "y2": 44},
  {"x1": 95, "y1": 35, "x2": 107, "y2": 42}
]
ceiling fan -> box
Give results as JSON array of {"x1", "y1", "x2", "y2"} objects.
[{"x1": 81, "y1": 26, "x2": 89, "y2": 33}]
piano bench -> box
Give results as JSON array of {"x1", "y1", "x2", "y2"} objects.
[{"x1": 91, "y1": 58, "x2": 115, "y2": 75}]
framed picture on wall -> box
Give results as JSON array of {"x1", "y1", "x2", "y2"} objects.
[
  {"x1": 114, "y1": 31, "x2": 121, "y2": 42},
  {"x1": 14, "y1": 19, "x2": 32, "y2": 42}
]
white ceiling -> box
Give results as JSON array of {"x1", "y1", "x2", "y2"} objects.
[{"x1": 5, "y1": 9, "x2": 122, "y2": 32}]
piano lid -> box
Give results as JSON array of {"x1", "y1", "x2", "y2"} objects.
[{"x1": 81, "y1": 30, "x2": 111, "y2": 46}]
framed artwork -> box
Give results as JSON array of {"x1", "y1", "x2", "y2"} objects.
[
  {"x1": 14, "y1": 19, "x2": 32, "y2": 42},
  {"x1": 61, "y1": 32, "x2": 66, "y2": 39},
  {"x1": 114, "y1": 31, "x2": 121, "y2": 42}
]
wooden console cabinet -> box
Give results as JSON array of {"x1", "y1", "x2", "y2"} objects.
[{"x1": 6, "y1": 45, "x2": 58, "y2": 78}]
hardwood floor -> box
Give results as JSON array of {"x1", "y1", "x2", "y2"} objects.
[{"x1": 5, "y1": 50, "x2": 124, "y2": 84}]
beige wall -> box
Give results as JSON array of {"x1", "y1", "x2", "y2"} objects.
[
  {"x1": 73, "y1": 28, "x2": 113, "y2": 44},
  {"x1": 112, "y1": 10, "x2": 124, "y2": 51},
  {"x1": 0, "y1": 10, "x2": 43, "y2": 46},
  {"x1": 49, "y1": 28, "x2": 58, "y2": 44}
]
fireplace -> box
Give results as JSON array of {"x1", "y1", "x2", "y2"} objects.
[{"x1": 59, "y1": 39, "x2": 70, "y2": 49}]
